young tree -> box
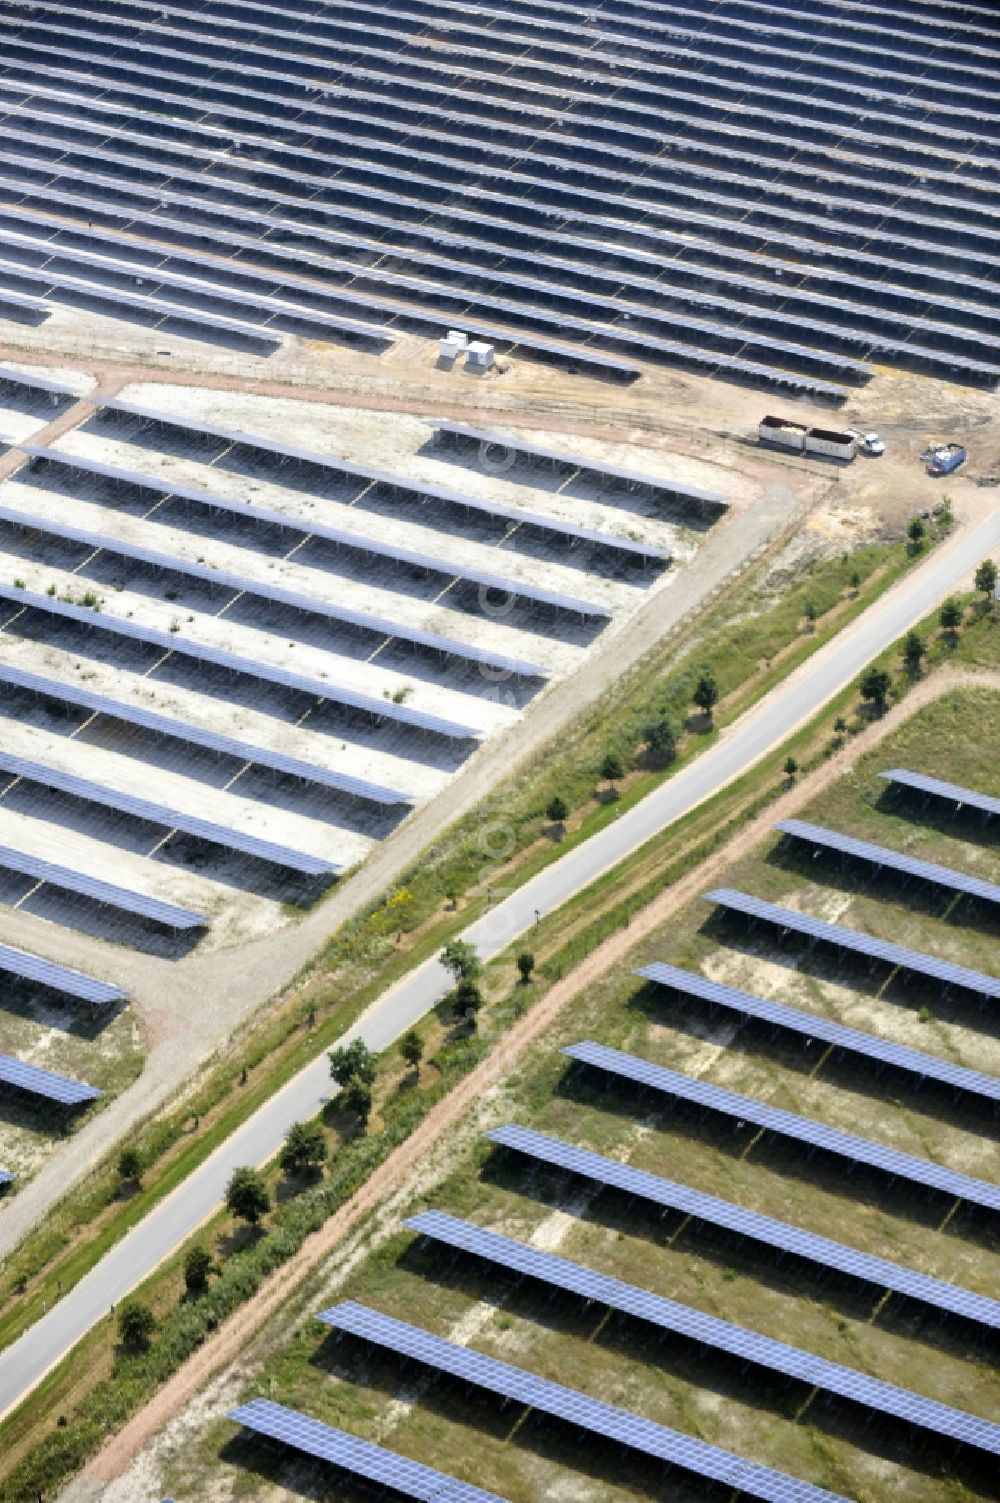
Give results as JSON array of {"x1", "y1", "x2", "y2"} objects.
[
  {"x1": 118, "y1": 1299, "x2": 155, "y2": 1349},
  {"x1": 803, "y1": 598, "x2": 818, "y2": 628},
  {"x1": 833, "y1": 716, "x2": 848, "y2": 734},
  {"x1": 545, "y1": 794, "x2": 569, "y2": 825},
  {"x1": 225, "y1": 1165, "x2": 270, "y2": 1226},
  {"x1": 440, "y1": 938, "x2": 481, "y2": 984},
  {"x1": 643, "y1": 716, "x2": 677, "y2": 767},
  {"x1": 858, "y1": 666, "x2": 892, "y2": 712},
  {"x1": 903, "y1": 630, "x2": 925, "y2": 674},
  {"x1": 279, "y1": 1120, "x2": 327, "y2": 1177},
  {"x1": 692, "y1": 671, "x2": 719, "y2": 720},
  {"x1": 183, "y1": 1244, "x2": 213, "y2": 1295},
  {"x1": 849, "y1": 570, "x2": 861, "y2": 594},
  {"x1": 400, "y1": 1029, "x2": 424, "y2": 1074},
  {"x1": 516, "y1": 951, "x2": 535, "y2": 984},
  {"x1": 340, "y1": 1075, "x2": 373, "y2": 1128},
  {"x1": 907, "y1": 515, "x2": 926, "y2": 552},
  {"x1": 974, "y1": 557, "x2": 997, "y2": 604},
  {"x1": 939, "y1": 597, "x2": 963, "y2": 637},
  {"x1": 117, "y1": 1146, "x2": 142, "y2": 1186},
  {"x1": 783, "y1": 756, "x2": 798, "y2": 779},
  {"x1": 453, "y1": 977, "x2": 484, "y2": 1031},
  {"x1": 329, "y1": 1038, "x2": 378, "y2": 1089},
  {"x1": 600, "y1": 751, "x2": 624, "y2": 787}
]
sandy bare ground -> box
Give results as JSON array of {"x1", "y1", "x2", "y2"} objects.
[{"x1": 80, "y1": 664, "x2": 1000, "y2": 1492}]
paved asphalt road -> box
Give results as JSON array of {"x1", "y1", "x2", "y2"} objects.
[{"x1": 1, "y1": 510, "x2": 998, "y2": 1424}]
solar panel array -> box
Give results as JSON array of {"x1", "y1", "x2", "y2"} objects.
[
  {"x1": 0, "y1": 939, "x2": 126, "y2": 1005},
  {"x1": 405, "y1": 1210, "x2": 1000, "y2": 1453},
  {"x1": 426, "y1": 422, "x2": 728, "y2": 513},
  {"x1": 0, "y1": 1052, "x2": 101, "y2": 1107},
  {"x1": 0, "y1": 840, "x2": 208, "y2": 931},
  {"x1": 19, "y1": 441, "x2": 604, "y2": 626},
  {"x1": 562, "y1": 1041, "x2": 1000, "y2": 1211},
  {"x1": 636, "y1": 961, "x2": 1000, "y2": 1104},
  {"x1": 486, "y1": 1124, "x2": 1000, "y2": 1329},
  {"x1": 0, "y1": 661, "x2": 414, "y2": 808},
  {"x1": 228, "y1": 1398, "x2": 511, "y2": 1503},
  {"x1": 318, "y1": 1301, "x2": 852, "y2": 1503},
  {"x1": 0, "y1": 746, "x2": 337, "y2": 878},
  {"x1": 0, "y1": 1170, "x2": 13, "y2": 1187},
  {"x1": 775, "y1": 819, "x2": 1000, "y2": 907},
  {"x1": 0, "y1": 582, "x2": 480, "y2": 743},
  {"x1": 705, "y1": 888, "x2": 1000, "y2": 1001},
  {"x1": 880, "y1": 769, "x2": 1000, "y2": 820},
  {"x1": 0, "y1": 0, "x2": 997, "y2": 389},
  {"x1": 98, "y1": 400, "x2": 667, "y2": 563}
]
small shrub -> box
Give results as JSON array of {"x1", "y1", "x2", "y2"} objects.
[
  {"x1": 183, "y1": 1244, "x2": 213, "y2": 1295},
  {"x1": 118, "y1": 1299, "x2": 155, "y2": 1350},
  {"x1": 516, "y1": 951, "x2": 535, "y2": 984}
]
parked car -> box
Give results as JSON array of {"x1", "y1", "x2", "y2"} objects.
[{"x1": 844, "y1": 428, "x2": 884, "y2": 456}]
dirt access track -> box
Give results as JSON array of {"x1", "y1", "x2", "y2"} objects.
[{"x1": 77, "y1": 665, "x2": 1000, "y2": 1496}]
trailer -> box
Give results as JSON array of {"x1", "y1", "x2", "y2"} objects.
[
  {"x1": 758, "y1": 415, "x2": 855, "y2": 461},
  {"x1": 758, "y1": 415, "x2": 807, "y2": 452}
]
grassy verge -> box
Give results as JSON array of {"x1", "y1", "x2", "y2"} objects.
[{"x1": 1, "y1": 587, "x2": 995, "y2": 1500}]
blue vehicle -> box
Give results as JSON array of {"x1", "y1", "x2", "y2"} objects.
[{"x1": 927, "y1": 443, "x2": 966, "y2": 476}]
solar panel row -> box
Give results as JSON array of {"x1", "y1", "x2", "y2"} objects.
[
  {"x1": 0, "y1": 939, "x2": 125, "y2": 1005},
  {"x1": 426, "y1": 422, "x2": 727, "y2": 509},
  {"x1": 880, "y1": 769, "x2": 1000, "y2": 819},
  {"x1": 0, "y1": 581, "x2": 482, "y2": 741},
  {"x1": 0, "y1": 840, "x2": 208, "y2": 931},
  {"x1": 636, "y1": 962, "x2": 1000, "y2": 1104},
  {"x1": 485, "y1": 1124, "x2": 1000, "y2": 1328},
  {"x1": 562, "y1": 1041, "x2": 1000, "y2": 1211},
  {"x1": 228, "y1": 1398, "x2": 511, "y2": 1502},
  {"x1": 774, "y1": 819, "x2": 1000, "y2": 906},
  {"x1": 0, "y1": 363, "x2": 79, "y2": 397},
  {"x1": 318, "y1": 1300, "x2": 852, "y2": 1503},
  {"x1": 405, "y1": 1210, "x2": 1000, "y2": 1453},
  {"x1": 0, "y1": 746, "x2": 337, "y2": 878},
  {"x1": 705, "y1": 888, "x2": 1000, "y2": 1001},
  {"x1": 17, "y1": 445, "x2": 570, "y2": 650},
  {"x1": 0, "y1": 1052, "x2": 101, "y2": 1107},
  {"x1": 0, "y1": 661, "x2": 415, "y2": 808}
]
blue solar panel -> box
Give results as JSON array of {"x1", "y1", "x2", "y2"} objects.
[
  {"x1": 228, "y1": 1398, "x2": 510, "y2": 1502},
  {"x1": 881, "y1": 769, "x2": 1000, "y2": 820},
  {"x1": 25, "y1": 443, "x2": 606, "y2": 622},
  {"x1": 427, "y1": 422, "x2": 727, "y2": 509},
  {"x1": 0, "y1": 939, "x2": 125, "y2": 1005},
  {"x1": 0, "y1": 363, "x2": 79, "y2": 397},
  {"x1": 0, "y1": 747, "x2": 337, "y2": 877},
  {"x1": 562, "y1": 1041, "x2": 1000, "y2": 1212},
  {"x1": 0, "y1": 289, "x2": 50, "y2": 317},
  {"x1": 0, "y1": 499, "x2": 549, "y2": 681},
  {"x1": 97, "y1": 403, "x2": 667, "y2": 561},
  {"x1": 0, "y1": 840, "x2": 208, "y2": 930},
  {"x1": 0, "y1": 661, "x2": 414, "y2": 807},
  {"x1": 318, "y1": 1301, "x2": 851, "y2": 1503},
  {"x1": 0, "y1": 581, "x2": 480, "y2": 741},
  {"x1": 486, "y1": 1124, "x2": 1000, "y2": 1329},
  {"x1": 705, "y1": 889, "x2": 1000, "y2": 1001},
  {"x1": 0, "y1": 1052, "x2": 101, "y2": 1106},
  {"x1": 636, "y1": 962, "x2": 1000, "y2": 1105},
  {"x1": 405, "y1": 1211, "x2": 1000, "y2": 1454},
  {"x1": 775, "y1": 819, "x2": 1000, "y2": 906},
  {"x1": 0, "y1": 1170, "x2": 13, "y2": 1186}
]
